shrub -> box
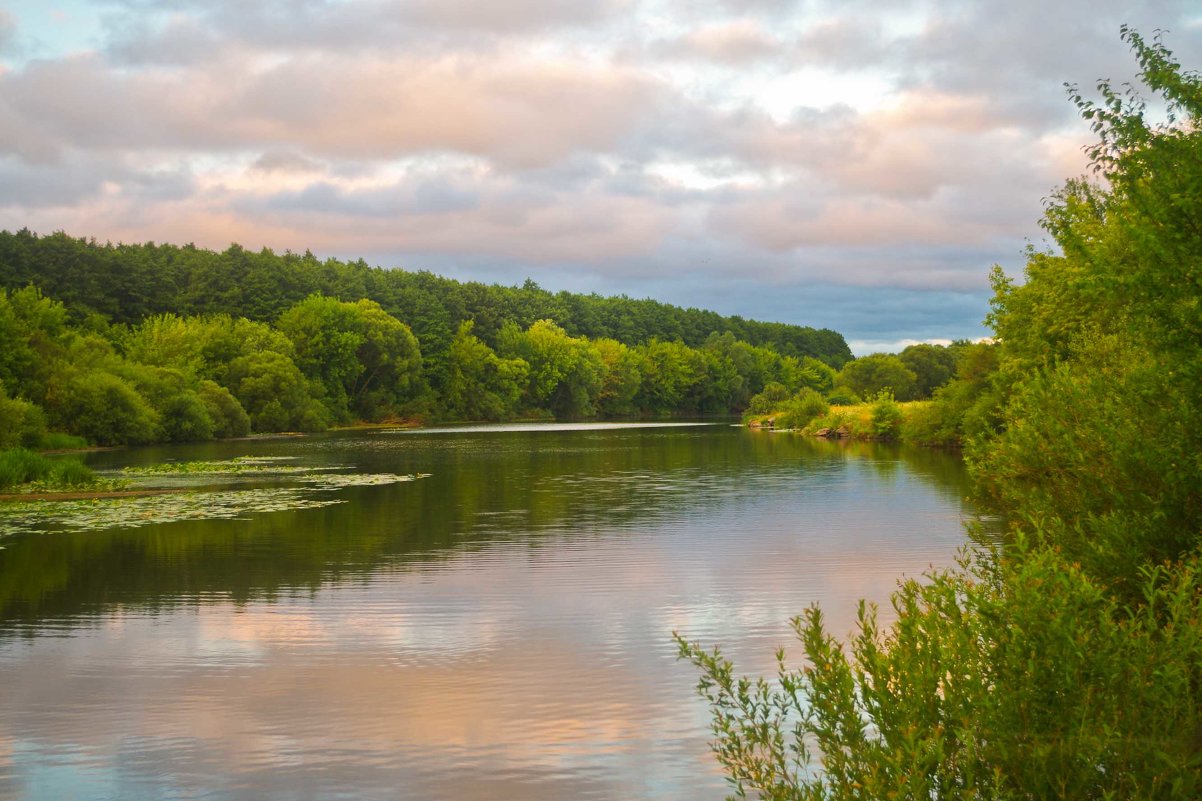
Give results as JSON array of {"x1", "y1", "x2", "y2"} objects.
[
  {"x1": 775, "y1": 389, "x2": 829, "y2": 430},
  {"x1": 824, "y1": 386, "x2": 860, "y2": 406},
  {"x1": 870, "y1": 391, "x2": 903, "y2": 438},
  {"x1": 159, "y1": 391, "x2": 215, "y2": 442},
  {"x1": 197, "y1": 380, "x2": 251, "y2": 438},
  {"x1": 678, "y1": 544, "x2": 1202, "y2": 801},
  {"x1": 747, "y1": 382, "x2": 791, "y2": 415},
  {"x1": 900, "y1": 399, "x2": 959, "y2": 447},
  {"x1": 50, "y1": 370, "x2": 160, "y2": 446},
  {"x1": 0, "y1": 392, "x2": 47, "y2": 449}
]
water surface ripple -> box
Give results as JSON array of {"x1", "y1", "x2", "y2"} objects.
[{"x1": 0, "y1": 423, "x2": 973, "y2": 800}]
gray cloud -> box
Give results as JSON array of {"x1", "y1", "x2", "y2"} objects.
[
  {"x1": 3, "y1": 0, "x2": 1201, "y2": 346},
  {"x1": 250, "y1": 150, "x2": 324, "y2": 174}
]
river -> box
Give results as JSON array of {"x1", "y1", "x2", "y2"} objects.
[{"x1": 0, "y1": 422, "x2": 973, "y2": 800}]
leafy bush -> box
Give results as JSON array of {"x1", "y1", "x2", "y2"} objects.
[
  {"x1": 197, "y1": 380, "x2": 251, "y2": 438},
  {"x1": 159, "y1": 391, "x2": 215, "y2": 442},
  {"x1": 836, "y1": 353, "x2": 918, "y2": 401},
  {"x1": 683, "y1": 29, "x2": 1202, "y2": 801},
  {"x1": 775, "y1": 389, "x2": 829, "y2": 429},
  {"x1": 869, "y1": 391, "x2": 903, "y2": 438},
  {"x1": 0, "y1": 391, "x2": 47, "y2": 448},
  {"x1": 50, "y1": 370, "x2": 160, "y2": 446},
  {"x1": 824, "y1": 386, "x2": 860, "y2": 406},
  {"x1": 747, "y1": 382, "x2": 790, "y2": 416},
  {"x1": 678, "y1": 543, "x2": 1202, "y2": 801}
]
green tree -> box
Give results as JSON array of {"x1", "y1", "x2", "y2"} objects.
[
  {"x1": 197, "y1": 380, "x2": 251, "y2": 438},
  {"x1": 48, "y1": 370, "x2": 159, "y2": 446},
  {"x1": 278, "y1": 295, "x2": 366, "y2": 421},
  {"x1": 0, "y1": 384, "x2": 46, "y2": 448},
  {"x1": 346, "y1": 299, "x2": 424, "y2": 420},
  {"x1": 836, "y1": 353, "x2": 918, "y2": 401},
  {"x1": 278, "y1": 295, "x2": 423, "y2": 421},
  {"x1": 682, "y1": 29, "x2": 1202, "y2": 800},
  {"x1": 225, "y1": 351, "x2": 330, "y2": 432},
  {"x1": 593, "y1": 338, "x2": 643, "y2": 418},
  {"x1": 501, "y1": 319, "x2": 605, "y2": 418},
  {"x1": 635, "y1": 340, "x2": 695, "y2": 415},
  {"x1": 898, "y1": 343, "x2": 956, "y2": 398},
  {"x1": 443, "y1": 320, "x2": 529, "y2": 421}
]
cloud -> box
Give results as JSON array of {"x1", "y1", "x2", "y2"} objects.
[
  {"x1": 0, "y1": 50, "x2": 668, "y2": 168},
  {"x1": 2, "y1": 0, "x2": 1200, "y2": 345},
  {"x1": 249, "y1": 149, "x2": 324, "y2": 174},
  {"x1": 653, "y1": 19, "x2": 784, "y2": 64}
]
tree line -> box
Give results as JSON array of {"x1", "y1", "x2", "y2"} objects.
[
  {"x1": 0, "y1": 280, "x2": 855, "y2": 448},
  {"x1": 680, "y1": 28, "x2": 1202, "y2": 799},
  {"x1": 0, "y1": 229, "x2": 850, "y2": 391}
]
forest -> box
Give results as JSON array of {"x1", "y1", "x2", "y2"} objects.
[
  {"x1": 679, "y1": 28, "x2": 1202, "y2": 800},
  {"x1": 0, "y1": 228, "x2": 889, "y2": 448}
]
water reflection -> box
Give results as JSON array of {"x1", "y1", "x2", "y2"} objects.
[{"x1": 0, "y1": 425, "x2": 972, "y2": 800}]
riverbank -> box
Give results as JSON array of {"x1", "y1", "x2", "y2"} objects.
[{"x1": 747, "y1": 399, "x2": 941, "y2": 444}]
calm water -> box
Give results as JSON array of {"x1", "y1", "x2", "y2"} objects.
[{"x1": 0, "y1": 423, "x2": 973, "y2": 801}]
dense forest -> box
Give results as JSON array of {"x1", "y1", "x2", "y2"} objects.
[
  {"x1": 680, "y1": 28, "x2": 1202, "y2": 799},
  {"x1": 0, "y1": 229, "x2": 869, "y2": 447}
]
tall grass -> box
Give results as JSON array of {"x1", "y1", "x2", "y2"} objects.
[{"x1": 0, "y1": 448, "x2": 96, "y2": 491}]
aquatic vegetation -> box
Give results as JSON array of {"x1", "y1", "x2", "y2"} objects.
[
  {"x1": 0, "y1": 455, "x2": 429, "y2": 536},
  {"x1": 297, "y1": 472, "x2": 430, "y2": 490},
  {"x1": 121, "y1": 456, "x2": 322, "y2": 476},
  {"x1": 0, "y1": 488, "x2": 347, "y2": 536}
]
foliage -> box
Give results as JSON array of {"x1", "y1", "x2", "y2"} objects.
[
  {"x1": 678, "y1": 543, "x2": 1202, "y2": 801},
  {"x1": 0, "y1": 447, "x2": 97, "y2": 491},
  {"x1": 868, "y1": 391, "x2": 903, "y2": 438},
  {"x1": 898, "y1": 343, "x2": 957, "y2": 398},
  {"x1": 225, "y1": 351, "x2": 330, "y2": 433},
  {"x1": 748, "y1": 382, "x2": 791, "y2": 416},
  {"x1": 683, "y1": 29, "x2": 1202, "y2": 801},
  {"x1": 593, "y1": 337, "x2": 643, "y2": 418},
  {"x1": 774, "y1": 389, "x2": 830, "y2": 430},
  {"x1": 0, "y1": 386, "x2": 47, "y2": 449},
  {"x1": 503, "y1": 319, "x2": 606, "y2": 419},
  {"x1": 443, "y1": 320, "x2": 530, "y2": 421},
  {"x1": 197, "y1": 380, "x2": 252, "y2": 438},
  {"x1": 836, "y1": 353, "x2": 918, "y2": 401},
  {"x1": 0, "y1": 230, "x2": 852, "y2": 382},
  {"x1": 795, "y1": 356, "x2": 837, "y2": 394},
  {"x1": 0, "y1": 238, "x2": 859, "y2": 436},
  {"x1": 48, "y1": 370, "x2": 160, "y2": 446},
  {"x1": 823, "y1": 386, "x2": 860, "y2": 406}
]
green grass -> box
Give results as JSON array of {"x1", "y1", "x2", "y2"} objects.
[
  {"x1": 748, "y1": 399, "x2": 936, "y2": 442},
  {"x1": 0, "y1": 448, "x2": 99, "y2": 492},
  {"x1": 37, "y1": 432, "x2": 91, "y2": 450}
]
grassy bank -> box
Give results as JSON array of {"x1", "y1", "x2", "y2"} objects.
[
  {"x1": 0, "y1": 448, "x2": 103, "y2": 494},
  {"x1": 747, "y1": 395, "x2": 939, "y2": 444}
]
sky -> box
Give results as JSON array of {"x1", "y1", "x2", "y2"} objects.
[{"x1": 1, "y1": 2, "x2": 1199, "y2": 354}]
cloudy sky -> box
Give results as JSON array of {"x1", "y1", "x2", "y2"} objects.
[{"x1": 1, "y1": 1, "x2": 1199, "y2": 352}]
